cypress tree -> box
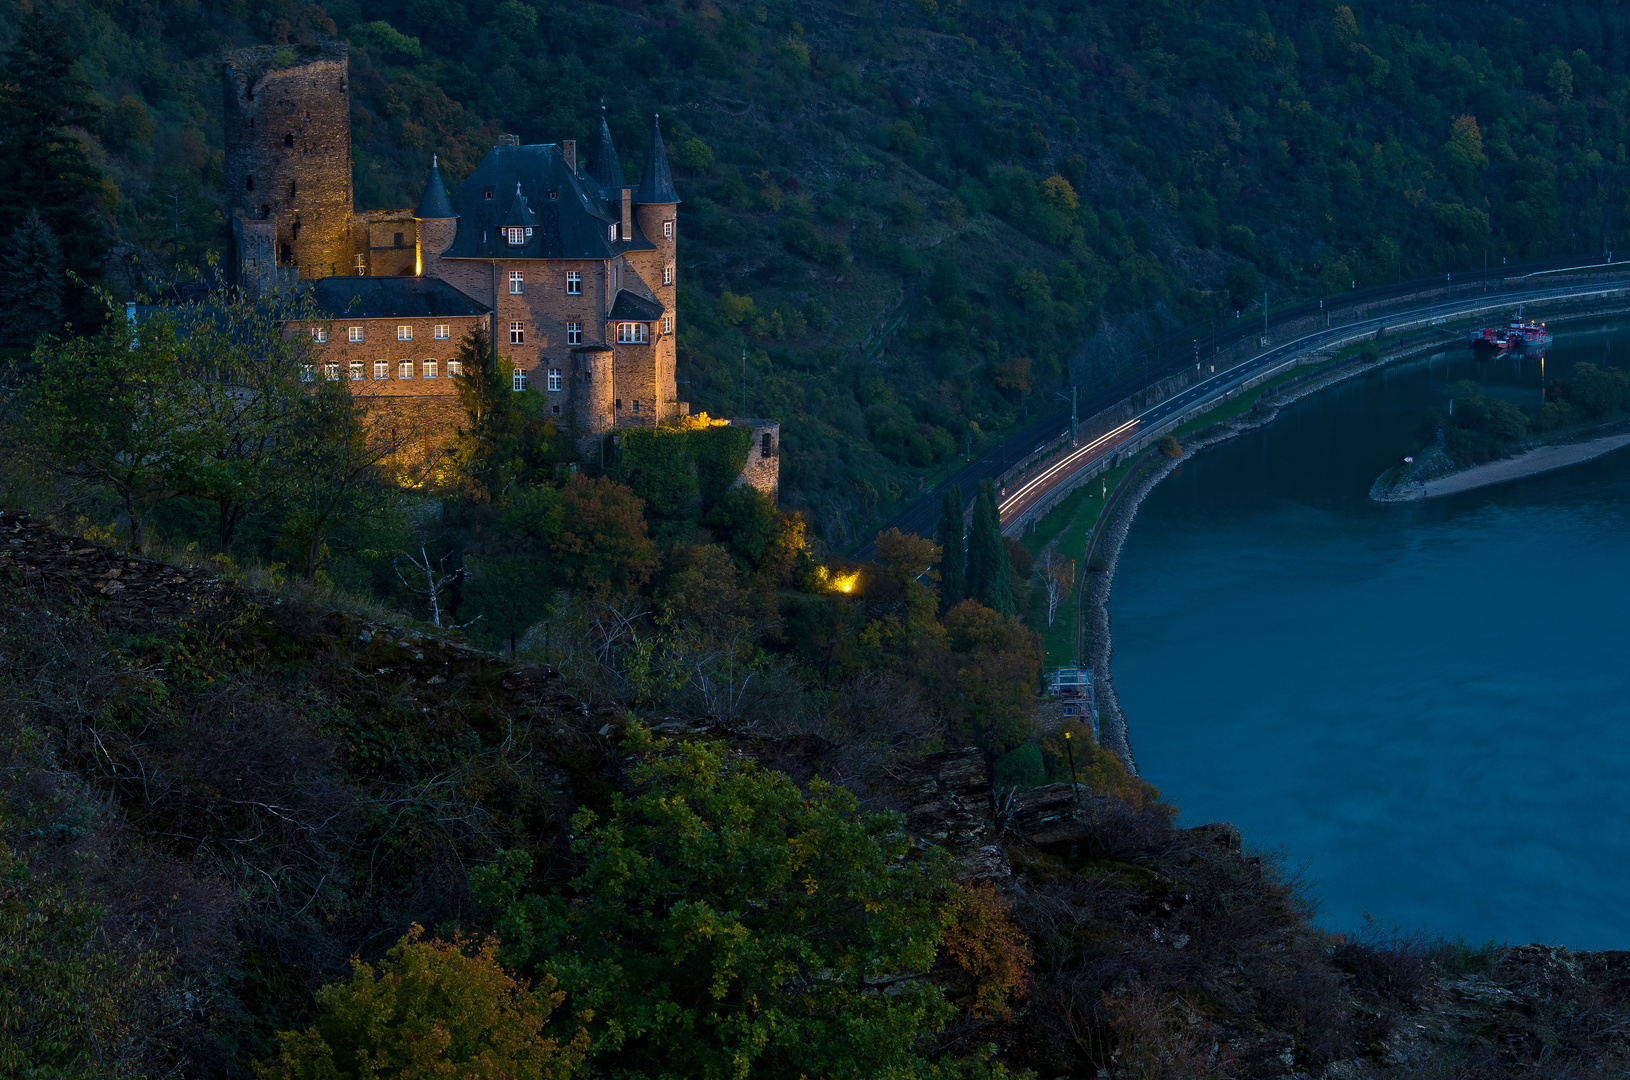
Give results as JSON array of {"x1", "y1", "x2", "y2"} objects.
[
  {"x1": 0, "y1": 210, "x2": 64, "y2": 346},
  {"x1": 0, "y1": 9, "x2": 104, "y2": 314},
  {"x1": 935, "y1": 485, "x2": 966, "y2": 613},
  {"x1": 966, "y1": 479, "x2": 1015, "y2": 616}
]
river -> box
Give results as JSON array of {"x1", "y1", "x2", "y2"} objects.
[{"x1": 1111, "y1": 316, "x2": 1630, "y2": 950}]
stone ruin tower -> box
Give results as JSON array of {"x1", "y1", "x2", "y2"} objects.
[{"x1": 223, "y1": 41, "x2": 353, "y2": 286}]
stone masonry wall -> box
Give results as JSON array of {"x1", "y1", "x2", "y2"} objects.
[
  {"x1": 302, "y1": 313, "x2": 489, "y2": 453},
  {"x1": 223, "y1": 42, "x2": 353, "y2": 282},
  {"x1": 733, "y1": 421, "x2": 780, "y2": 503}
]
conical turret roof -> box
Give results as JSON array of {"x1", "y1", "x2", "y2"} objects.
[
  {"x1": 633, "y1": 114, "x2": 681, "y2": 205},
  {"x1": 414, "y1": 154, "x2": 457, "y2": 219},
  {"x1": 589, "y1": 112, "x2": 626, "y2": 190}
]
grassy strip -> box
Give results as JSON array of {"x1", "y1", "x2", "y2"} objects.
[
  {"x1": 1021, "y1": 460, "x2": 1135, "y2": 666},
  {"x1": 1168, "y1": 366, "x2": 1307, "y2": 438}
]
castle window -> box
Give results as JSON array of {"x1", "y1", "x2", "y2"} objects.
[
  {"x1": 507, "y1": 227, "x2": 525, "y2": 245},
  {"x1": 663, "y1": 264, "x2": 673, "y2": 285},
  {"x1": 608, "y1": 224, "x2": 617, "y2": 243},
  {"x1": 424, "y1": 360, "x2": 438, "y2": 379},
  {"x1": 284, "y1": 133, "x2": 294, "y2": 147},
  {"x1": 509, "y1": 322, "x2": 524, "y2": 344},
  {"x1": 547, "y1": 368, "x2": 562, "y2": 391},
  {"x1": 348, "y1": 326, "x2": 364, "y2": 343},
  {"x1": 762, "y1": 432, "x2": 775, "y2": 458},
  {"x1": 290, "y1": 181, "x2": 297, "y2": 198},
  {"x1": 484, "y1": 189, "x2": 493, "y2": 200},
  {"x1": 246, "y1": 174, "x2": 254, "y2": 192},
  {"x1": 513, "y1": 369, "x2": 528, "y2": 392},
  {"x1": 663, "y1": 315, "x2": 673, "y2": 335},
  {"x1": 398, "y1": 360, "x2": 414, "y2": 379},
  {"x1": 260, "y1": 204, "x2": 270, "y2": 219},
  {"x1": 301, "y1": 364, "x2": 315, "y2": 382},
  {"x1": 664, "y1": 220, "x2": 673, "y2": 239},
  {"x1": 374, "y1": 360, "x2": 389, "y2": 380},
  {"x1": 566, "y1": 322, "x2": 582, "y2": 344},
  {"x1": 447, "y1": 358, "x2": 462, "y2": 377},
  {"x1": 565, "y1": 272, "x2": 581, "y2": 294},
  {"x1": 434, "y1": 324, "x2": 450, "y2": 340},
  {"x1": 552, "y1": 404, "x2": 561, "y2": 415},
  {"x1": 632, "y1": 399, "x2": 641, "y2": 413},
  {"x1": 393, "y1": 232, "x2": 403, "y2": 248},
  {"x1": 397, "y1": 325, "x2": 412, "y2": 341},
  {"x1": 311, "y1": 327, "x2": 327, "y2": 343},
  {"x1": 582, "y1": 368, "x2": 592, "y2": 383},
  {"x1": 615, "y1": 398, "x2": 622, "y2": 410},
  {"x1": 509, "y1": 271, "x2": 524, "y2": 294},
  {"x1": 349, "y1": 361, "x2": 364, "y2": 381},
  {"x1": 616, "y1": 322, "x2": 648, "y2": 343},
  {"x1": 324, "y1": 362, "x2": 340, "y2": 381},
  {"x1": 280, "y1": 243, "x2": 293, "y2": 264}
]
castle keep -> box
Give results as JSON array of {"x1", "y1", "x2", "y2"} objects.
[{"x1": 223, "y1": 42, "x2": 777, "y2": 495}]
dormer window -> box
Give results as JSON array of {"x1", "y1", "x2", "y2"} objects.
[
  {"x1": 484, "y1": 189, "x2": 494, "y2": 200},
  {"x1": 549, "y1": 188, "x2": 558, "y2": 200},
  {"x1": 507, "y1": 227, "x2": 525, "y2": 244},
  {"x1": 608, "y1": 224, "x2": 617, "y2": 242},
  {"x1": 616, "y1": 322, "x2": 649, "y2": 344}
]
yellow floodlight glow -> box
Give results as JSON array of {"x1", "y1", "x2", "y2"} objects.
[{"x1": 829, "y1": 569, "x2": 860, "y2": 593}]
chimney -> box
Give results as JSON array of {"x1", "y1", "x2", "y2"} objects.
[
  {"x1": 621, "y1": 187, "x2": 632, "y2": 240},
  {"x1": 562, "y1": 140, "x2": 577, "y2": 173}
]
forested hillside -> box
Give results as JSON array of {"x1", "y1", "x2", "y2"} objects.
[{"x1": 3, "y1": 0, "x2": 1629, "y2": 541}]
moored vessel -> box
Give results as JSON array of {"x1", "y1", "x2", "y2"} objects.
[{"x1": 1469, "y1": 315, "x2": 1552, "y2": 354}]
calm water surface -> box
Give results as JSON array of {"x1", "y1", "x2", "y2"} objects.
[{"x1": 1112, "y1": 317, "x2": 1630, "y2": 950}]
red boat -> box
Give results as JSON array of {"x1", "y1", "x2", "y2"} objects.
[{"x1": 1469, "y1": 316, "x2": 1552, "y2": 354}]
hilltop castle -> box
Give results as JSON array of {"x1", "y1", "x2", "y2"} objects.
[{"x1": 222, "y1": 41, "x2": 776, "y2": 494}]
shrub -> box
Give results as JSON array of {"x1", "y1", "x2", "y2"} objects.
[
  {"x1": 255, "y1": 925, "x2": 587, "y2": 1080},
  {"x1": 1158, "y1": 434, "x2": 1181, "y2": 458},
  {"x1": 993, "y1": 742, "x2": 1046, "y2": 788}
]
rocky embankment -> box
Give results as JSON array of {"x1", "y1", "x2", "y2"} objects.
[
  {"x1": 1368, "y1": 442, "x2": 1459, "y2": 502},
  {"x1": 1372, "y1": 430, "x2": 1630, "y2": 502}
]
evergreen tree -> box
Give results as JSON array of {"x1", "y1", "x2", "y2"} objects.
[
  {"x1": 935, "y1": 484, "x2": 966, "y2": 613},
  {"x1": 0, "y1": 210, "x2": 64, "y2": 346},
  {"x1": 0, "y1": 9, "x2": 104, "y2": 314},
  {"x1": 965, "y1": 479, "x2": 1014, "y2": 617},
  {"x1": 451, "y1": 325, "x2": 558, "y2": 500}
]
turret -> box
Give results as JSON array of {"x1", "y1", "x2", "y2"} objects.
[
  {"x1": 413, "y1": 154, "x2": 457, "y2": 277},
  {"x1": 632, "y1": 115, "x2": 683, "y2": 420}
]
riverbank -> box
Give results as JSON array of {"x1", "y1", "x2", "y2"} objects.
[
  {"x1": 1373, "y1": 429, "x2": 1630, "y2": 501},
  {"x1": 1082, "y1": 337, "x2": 1460, "y2": 776}
]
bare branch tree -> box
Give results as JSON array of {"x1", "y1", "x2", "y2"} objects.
[
  {"x1": 1033, "y1": 546, "x2": 1074, "y2": 627},
  {"x1": 394, "y1": 546, "x2": 479, "y2": 629}
]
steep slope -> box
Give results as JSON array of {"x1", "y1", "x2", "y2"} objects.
[{"x1": 5, "y1": 0, "x2": 1629, "y2": 541}]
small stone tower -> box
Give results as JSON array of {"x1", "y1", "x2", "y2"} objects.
[
  {"x1": 223, "y1": 41, "x2": 353, "y2": 284},
  {"x1": 631, "y1": 115, "x2": 681, "y2": 419},
  {"x1": 413, "y1": 155, "x2": 457, "y2": 278}
]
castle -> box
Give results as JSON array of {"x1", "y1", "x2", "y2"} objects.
[{"x1": 222, "y1": 40, "x2": 777, "y2": 495}]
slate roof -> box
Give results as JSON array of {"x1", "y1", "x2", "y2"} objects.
[
  {"x1": 307, "y1": 276, "x2": 488, "y2": 318},
  {"x1": 609, "y1": 289, "x2": 664, "y2": 321},
  {"x1": 633, "y1": 116, "x2": 681, "y2": 205},
  {"x1": 589, "y1": 115, "x2": 626, "y2": 191},
  {"x1": 439, "y1": 143, "x2": 656, "y2": 261},
  {"x1": 414, "y1": 155, "x2": 456, "y2": 219}
]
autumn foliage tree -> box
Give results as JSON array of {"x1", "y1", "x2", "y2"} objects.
[
  {"x1": 505, "y1": 474, "x2": 659, "y2": 595},
  {"x1": 255, "y1": 924, "x2": 587, "y2": 1080}
]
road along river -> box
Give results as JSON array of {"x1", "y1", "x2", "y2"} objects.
[{"x1": 1109, "y1": 316, "x2": 1630, "y2": 950}]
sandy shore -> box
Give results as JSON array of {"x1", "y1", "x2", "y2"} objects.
[{"x1": 1419, "y1": 431, "x2": 1630, "y2": 498}]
